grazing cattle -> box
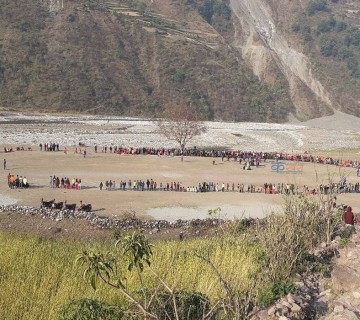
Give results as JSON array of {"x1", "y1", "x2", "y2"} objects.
[
  {"x1": 63, "y1": 201, "x2": 76, "y2": 211},
  {"x1": 52, "y1": 201, "x2": 63, "y2": 210},
  {"x1": 41, "y1": 198, "x2": 55, "y2": 208},
  {"x1": 80, "y1": 204, "x2": 92, "y2": 212}
]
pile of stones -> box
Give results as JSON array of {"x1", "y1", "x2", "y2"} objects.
[
  {"x1": 0, "y1": 204, "x2": 225, "y2": 232},
  {"x1": 250, "y1": 274, "x2": 320, "y2": 320}
]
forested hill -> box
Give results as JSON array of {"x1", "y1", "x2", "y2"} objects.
[{"x1": 0, "y1": 0, "x2": 359, "y2": 122}]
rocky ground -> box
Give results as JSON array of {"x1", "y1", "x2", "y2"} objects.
[
  {"x1": 0, "y1": 204, "x2": 227, "y2": 241},
  {"x1": 320, "y1": 226, "x2": 360, "y2": 320},
  {"x1": 1, "y1": 112, "x2": 360, "y2": 152},
  {"x1": 250, "y1": 225, "x2": 360, "y2": 320}
]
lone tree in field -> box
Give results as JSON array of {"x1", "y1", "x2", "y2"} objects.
[{"x1": 157, "y1": 103, "x2": 206, "y2": 161}]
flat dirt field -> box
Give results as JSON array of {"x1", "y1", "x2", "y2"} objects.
[
  {"x1": 1, "y1": 112, "x2": 360, "y2": 224},
  {"x1": 1, "y1": 146, "x2": 360, "y2": 221}
]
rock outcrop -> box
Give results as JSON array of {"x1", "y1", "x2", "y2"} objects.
[
  {"x1": 321, "y1": 226, "x2": 360, "y2": 320},
  {"x1": 250, "y1": 226, "x2": 360, "y2": 320}
]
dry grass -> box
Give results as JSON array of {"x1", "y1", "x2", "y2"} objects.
[{"x1": 0, "y1": 231, "x2": 260, "y2": 319}]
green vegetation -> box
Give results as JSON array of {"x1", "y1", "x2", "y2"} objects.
[
  {"x1": 258, "y1": 281, "x2": 298, "y2": 307},
  {"x1": 319, "y1": 35, "x2": 338, "y2": 57},
  {"x1": 291, "y1": 1, "x2": 360, "y2": 81},
  {"x1": 138, "y1": 3, "x2": 147, "y2": 15},
  {"x1": 292, "y1": 22, "x2": 301, "y2": 33},
  {"x1": 317, "y1": 18, "x2": 336, "y2": 33},
  {"x1": 114, "y1": 48, "x2": 125, "y2": 59},
  {"x1": 0, "y1": 194, "x2": 345, "y2": 319},
  {"x1": 58, "y1": 299, "x2": 124, "y2": 320},
  {"x1": 196, "y1": 0, "x2": 231, "y2": 24},
  {"x1": 185, "y1": 0, "x2": 231, "y2": 33},
  {"x1": 307, "y1": 0, "x2": 329, "y2": 16},
  {"x1": 173, "y1": 69, "x2": 186, "y2": 83}
]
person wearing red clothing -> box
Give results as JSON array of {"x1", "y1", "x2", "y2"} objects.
[{"x1": 344, "y1": 206, "x2": 355, "y2": 225}]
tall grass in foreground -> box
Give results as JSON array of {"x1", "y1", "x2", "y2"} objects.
[{"x1": 0, "y1": 232, "x2": 260, "y2": 320}]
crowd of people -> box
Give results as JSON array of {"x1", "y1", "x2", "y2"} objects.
[
  {"x1": 98, "y1": 179, "x2": 360, "y2": 195},
  {"x1": 319, "y1": 182, "x2": 360, "y2": 194},
  {"x1": 93, "y1": 146, "x2": 360, "y2": 169},
  {"x1": 39, "y1": 143, "x2": 60, "y2": 152},
  {"x1": 3, "y1": 143, "x2": 360, "y2": 170},
  {"x1": 7, "y1": 173, "x2": 29, "y2": 189},
  {"x1": 49, "y1": 176, "x2": 82, "y2": 190}
]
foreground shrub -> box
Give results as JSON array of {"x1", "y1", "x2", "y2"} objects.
[
  {"x1": 255, "y1": 194, "x2": 340, "y2": 281},
  {"x1": 148, "y1": 290, "x2": 211, "y2": 320},
  {"x1": 258, "y1": 280, "x2": 298, "y2": 307},
  {"x1": 57, "y1": 298, "x2": 123, "y2": 320}
]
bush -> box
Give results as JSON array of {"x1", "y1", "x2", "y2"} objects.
[
  {"x1": 113, "y1": 227, "x2": 121, "y2": 240},
  {"x1": 348, "y1": 28, "x2": 360, "y2": 46},
  {"x1": 302, "y1": 25, "x2": 313, "y2": 43},
  {"x1": 292, "y1": 23, "x2": 301, "y2": 33},
  {"x1": 339, "y1": 225, "x2": 355, "y2": 240},
  {"x1": 317, "y1": 18, "x2": 336, "y2": 33},
  {"x1": 320, "y1": 36, "x2": 338, "y2": 57},
  {"x1": 338, "y1": 238, "x2": 349, "y2": 248},
  {"x1": 114, "y1": 48, "x2": 124, "y2": 59},
  {"x1": 197, "y1": 0, "x2": 231, "y2": 23},
  {"x1": 300, "y1": 251, "x2": 317, "y2": 264},
  {"x1": 299, "y1": 252, "x2": 330, "y2": 276},
  {"x1": 337, "y1": 47, "x2": 353, "y2": 59},
  {"x1": 255, "y1": 195, "x2": 334, "y2": 282},
  {"x1": 336, "y1": 21, "x2": 347, "y2": 32},
  {"x1": 258, "y1": 281, "x2": 298, "y2": 307},
  {"x1": 138, "y1": 2, "x2": 147, "y2": 15},
  {"x1": 198, "y1": 0, "x2": 214, "y2": 24},
  {"x1": 173, "y1": 69, "x2": 186, "y2": 83},
  {"x1": 57, "y1": 299, "x2": 123, "y2": 320},
  {"x1": 347, "y1": 57, "x2": 360, "y2": 77},
  {"x1": 232, "y1": 218, "x2": 254, "y2": 234},
  {"x1": 307, "y1": 0, "x2": 329, "y2": 15},
  {"x1": 213, "y1": 2, "x2": 231, "y2": 20},
  {"x1": 67, "y1": 14, "x2": 76, "y2": 23},
  {"x1": 271, "y1": 281, "x2": 298, "y2": 301},
  {"x1": 148, "y1": 290, "x2": 211, "y2": 320}
]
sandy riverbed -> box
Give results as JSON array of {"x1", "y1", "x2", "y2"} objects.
[{"x1": 1, "y1": 112, "x2": 360, "y2": 220}]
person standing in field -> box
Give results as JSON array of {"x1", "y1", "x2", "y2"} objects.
[
  {"x1": 344, "y1": 206, "x2": 355, "y2": 225},
  {"x1": 3, "y1": 159, "x2": 6, "y2": 170}
]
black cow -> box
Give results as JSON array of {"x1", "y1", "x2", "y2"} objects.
[
  {"x1": 52, "y1": 201, "x2": 63, "y2": 210},
  {"x1": 80, "y1": 204, "x2": 92, "y2": 212},
  {"x1": 41, "y1": 198, "x2": 55, "y2": 208},
  {"x1": 63, "y1": 201, "x2": 76, "y2": 211}
]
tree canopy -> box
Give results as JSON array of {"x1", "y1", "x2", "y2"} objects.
[{"x1": 157, "y1": 103, "x2": 206, "y2": 160}]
